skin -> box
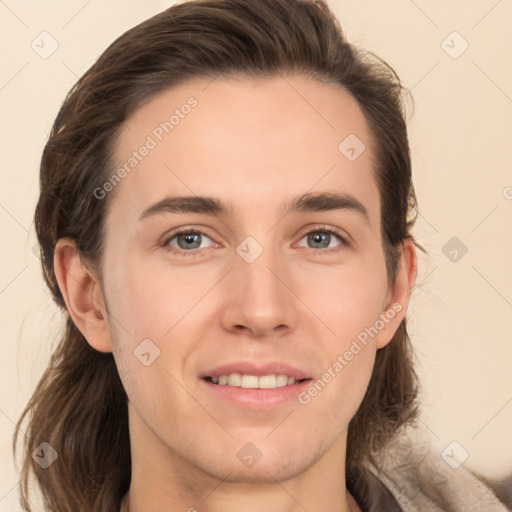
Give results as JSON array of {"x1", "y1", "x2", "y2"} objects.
[{"x1": 54, "y1": 74, "x2": 416, "y2": 512}]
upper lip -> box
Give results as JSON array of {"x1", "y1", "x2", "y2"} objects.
[{"x1": 200, "y1": 361, "x2": 311, "y2": 381}]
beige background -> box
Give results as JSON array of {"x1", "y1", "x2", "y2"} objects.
[{"x1": 1, "y1": 0, "x2": 511, "y2": 509}]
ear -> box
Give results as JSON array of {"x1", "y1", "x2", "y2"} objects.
[
  {"x1": 375, "y1": 238, "x2": 417, "y2": 349},
  {"x1": 54, "y1": 238, "x2": 112, "y2": 353}
]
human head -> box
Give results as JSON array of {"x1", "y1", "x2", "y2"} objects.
[{"x1": 16, "y1": 1, "x2": 423, "y2": 511}]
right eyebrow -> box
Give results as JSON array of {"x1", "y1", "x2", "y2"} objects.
[{"x1": 138, "y1": 196, "x2": 233, "y2": 222}]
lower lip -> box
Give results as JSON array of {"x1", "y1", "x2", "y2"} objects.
[{"x1": 200, "y1": 378, "x2": 312, "y2": 409}]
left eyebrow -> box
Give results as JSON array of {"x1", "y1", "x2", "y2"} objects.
[{"x1": 285, "y1": 192, "x2": 371, "y2": 227}]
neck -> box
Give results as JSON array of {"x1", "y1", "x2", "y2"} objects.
[{"x1": 121, "y1": 488, "x2": 361, "y2": 512}]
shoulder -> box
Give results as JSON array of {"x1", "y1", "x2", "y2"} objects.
[{"x1": 362, "y1": 426, "x2": 509, "y2": 512}]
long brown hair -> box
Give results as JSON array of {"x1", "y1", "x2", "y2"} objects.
[{"x1": 14, "y1": 1, "x2": 425, "y2": 510}]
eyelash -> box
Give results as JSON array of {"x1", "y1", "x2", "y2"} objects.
[{"x1": 160, "y1": 225, "x2": 351, "y2": 257}]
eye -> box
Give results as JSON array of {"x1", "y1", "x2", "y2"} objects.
[
  {"x1": 161, "y1": 228, "x2": 216, "y2": 255},
  {"x1": 297, "y1": 227, "x2": 350, "y2": 251}
]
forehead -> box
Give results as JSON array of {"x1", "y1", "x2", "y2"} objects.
[{"x1": 108, "y1": 75, "x2": 380, "y2": 229}]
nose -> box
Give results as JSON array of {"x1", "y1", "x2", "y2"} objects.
[{"x1": 219, "y1": 241, "x2": 298, "y2": 338}]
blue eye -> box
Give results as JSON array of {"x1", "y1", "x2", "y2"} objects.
[
  {"x1": 173, "y1": 232, "x2": 210, "y2": 250},
  {"x1": 162, "y1": 229, "x2": 214, "y2": 255},
  {"x1": 297, "y1": 228, "x2": 349, "y2": 251}
]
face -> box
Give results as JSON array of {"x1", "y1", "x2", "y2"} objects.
[{"x1": 98, "y1": 75, "x2": 405, "y2": 483}]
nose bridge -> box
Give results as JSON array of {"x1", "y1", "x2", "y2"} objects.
[
  {"x1": 221, "y1": 235, "x2": 297, "y2": 335},
  {"x1": 235, "y1": 238, "x2": 283, "y2": 302}
]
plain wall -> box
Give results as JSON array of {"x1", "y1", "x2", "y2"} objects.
[{"x1": 1, "y1": 0, "x2": 511, "y2": 509}]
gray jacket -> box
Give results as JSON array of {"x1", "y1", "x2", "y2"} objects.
[{"x1": 361, "y1": 427, "x2": 509, "y2": 511}]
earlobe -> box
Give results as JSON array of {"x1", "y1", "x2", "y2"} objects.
[
  {"x1": 53, "y1": 238, "x2": 112, "y2": 353},
  {"x1": 376, "y1": 239, "x2": 417, "y2": 349}
]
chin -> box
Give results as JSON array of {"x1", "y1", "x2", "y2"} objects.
[
  {"x1": 193, "y1": 441, "x2": 322, "y2": 484},
  {"x1": 209, "y1": 459, "x2": 313, "y2": 484}
]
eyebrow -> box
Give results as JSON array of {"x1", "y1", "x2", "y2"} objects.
[
  {"x1": 138, "y1": 192, "x2": 370, "y2": 226},
  {"x1": 286, "y1": 192, "x2": 370, "y2": 226},
  {"x1": 139, "y1": 196, "x2": 233, "y2": 221}
]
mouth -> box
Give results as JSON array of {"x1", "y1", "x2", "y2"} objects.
[
  {"x1": 203, "y1": 373, "x2": 311, "y2": 389},
  {"x1": 199, "y1": 361, "x2": 313, "y2": 408}
]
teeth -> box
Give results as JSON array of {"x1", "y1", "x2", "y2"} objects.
[
  {"x1": 258, "y1": 375, "x2": 276, "y2": 389},
  {"x1": 276, "y1": 375, "x2": 288, "y2": 387},
  {"x1": 241, "y1": 375, "x2": 259, "y2": 389},
  {"x1": 227, "y1": 373, "x2": 241, "y2": 386},
  {"x1": 210, "y1": 373, "x2": 301, "y2": 389}
]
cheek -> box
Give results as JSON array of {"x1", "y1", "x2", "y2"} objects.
[
  {"x1": 294, "y1": 340, "x2": 377, "y2": 444},
  {"x1": 295, "y1": 259, "x2": 388, "y2": 342},
  {"x1": 105, "y1": 254, "x2": 210, "y2": 340},
  {"x1": 293, "y1": 259, "x2": 387, "y2": 412},
  {"x1": 104, "y1": 260, "x2": 211, "y2": 407}
]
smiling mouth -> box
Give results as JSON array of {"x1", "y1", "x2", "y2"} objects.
[{"x1": 203, "y1": 373, "x2": 310, "y2": 389}]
